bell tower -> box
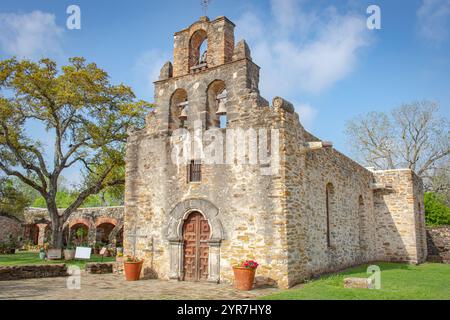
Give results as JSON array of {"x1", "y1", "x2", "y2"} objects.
[
  {"x1": 151, "y1": 16, "x2": 263, "y2": 135},
  {"x1": 172, "y1": 16, "x2": 235, "y2": 77}
]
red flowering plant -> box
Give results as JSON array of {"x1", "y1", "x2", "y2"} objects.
[{"x1": 235, "y1": 260, "x2": 259, "y2": 269}]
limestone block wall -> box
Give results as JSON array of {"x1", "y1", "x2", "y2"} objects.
[
  {"x1": 304, "y1": 151, "x2": 375, "y2": 276},
  {"x1": 153, "y1": 58, "x2": 260, "y2": 135},
  {"x1": 125, "y1": 15, "x2": 428, "y2": 289},
  {"x1": 0, "y1": 215, "x2": 23, "y2": 243},
  {"x1": 281, "y1": 111, "x2": 376, "y2": 286},
  {"x1": 173, "y1": 16, "x2": 235, "y2": 77},
  {"x1": 22, "y1": 207, "x2": 124, "y2": 246},
  {"x1": 427, "y1": 226, "x2": 450, "y2": 263},
  {"x1": 125, "y1": 96, "x2": 292, "y2": 287},
  {"x1": 372, "y1": 169, "x2": 425, "y2": 263}
]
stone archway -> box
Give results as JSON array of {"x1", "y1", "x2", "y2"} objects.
[{"x1": 166, "y1": 199, "x2": 225, "y2": 283}]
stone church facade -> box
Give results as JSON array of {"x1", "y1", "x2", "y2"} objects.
[{"x1": 124, "y1": 16, "x2": 427, "y2": 288}]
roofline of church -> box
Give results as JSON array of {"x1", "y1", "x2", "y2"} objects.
[
  {"x1": 174, "y1": 16, "x2": 236, "y2": 36},
  {"x1": 153, "y1": 57, "x2": 260, "y2": 84}
]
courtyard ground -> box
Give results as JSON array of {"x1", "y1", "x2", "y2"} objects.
[
  {"x1": 0, "y1": 273, "x2": 279, "y2": 300},
  {"x1": 0, "y1": 258, "x2": 448, "y2": 300}
]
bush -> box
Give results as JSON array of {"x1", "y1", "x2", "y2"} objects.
[{"x1": 424, "y1": 192, "x2": 450, "y2": 226}]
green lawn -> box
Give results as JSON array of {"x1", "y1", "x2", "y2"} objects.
[
  {"x1": 261, "y1": 262, "x2": 450, "y2": 300},
  {"x1": 0, "y1": 251, "x2": 115, "y2": 270}
]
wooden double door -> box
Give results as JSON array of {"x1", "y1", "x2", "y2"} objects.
[{"x1": 182, "y1": 212, "x2": 210, "y2": 281}]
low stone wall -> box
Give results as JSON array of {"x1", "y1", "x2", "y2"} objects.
[
  {"x1": 427, "y1": 226, "x2": 450, "y2": 264},
  {"x1": 0, "y1": 264, "x2": 68, "y2": 281},
  {"x1": 85, "y1": 263, "x2": 113, "y2": 274}
]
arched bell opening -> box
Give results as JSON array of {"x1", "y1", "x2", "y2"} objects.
[
  {"x1": 206, "y1": 80, "x2": 227, "y2": 129},
  {"x1": 189, "y1": 29, "x2": 208, "y2": 71},
  {"x1": 169, "y1": 88, "x2": 189, "y2": 133}
]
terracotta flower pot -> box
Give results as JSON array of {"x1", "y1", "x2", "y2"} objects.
[
  {"x1": 63, "y1": 249, "x2": 76, "y2": 261},
  {"x1": 233, "y1": 267, "x2": 256, "y2": 291},
  {"x1": 124, "y1": 260, "x2": 144, "y2": 281}
]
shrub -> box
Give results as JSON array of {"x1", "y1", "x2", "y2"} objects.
[{"x1": 424, "y1": 192, "x2": 450, "y2": 226}]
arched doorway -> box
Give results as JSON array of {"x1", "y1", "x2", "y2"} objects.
[
  {"x1": 96, "y1": 223, "x2": 115, "y2": 245},
  {"x1": 182, "y1": 212, "x2": 211, "y2": 281},
  {"x1": 167, "y1": 199, "x2": 225, "y2": 283},
  {"x1": 25, "y1": 224, "x2": 40, "y2": 245}
]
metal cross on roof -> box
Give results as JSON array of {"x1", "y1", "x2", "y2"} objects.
[{"x1": 201, "y1": 0, "x2": 210, "y2": 16}]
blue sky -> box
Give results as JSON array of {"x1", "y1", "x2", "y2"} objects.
[{"x1": 0, "y1": 0, "x2": 449, "y2": 184}]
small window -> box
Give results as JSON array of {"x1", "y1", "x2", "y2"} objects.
[
  {"x1": 188, "y1": 160, "x2": 201, "y2": 183},
  {"x1": 325, "y1": 183, "x2": 335, "y2": 248}
]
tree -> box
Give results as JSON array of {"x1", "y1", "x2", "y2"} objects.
[
  {"x1": 424, "y1": 192, "x2": 450, "y2": 226},
  {"x1": 345, "y1": 101, "x2": 450, "y2": 187},
  {"x1": 0, "y1": 57, "x2": 151, "y2": 248},
  {"x1": 0, "y1": 177, "x2": 31, "y2": 220},
  {"x1": 427, "y1": 163, "x2": 450, "y2": 206}
]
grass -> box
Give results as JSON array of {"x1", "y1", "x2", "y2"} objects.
[
  {"x1": 261, "y1": 262, "x2": 450, "y2": 300},
  {"x1": 0, "y1": 251, "x2": 115, "y2": 270}
]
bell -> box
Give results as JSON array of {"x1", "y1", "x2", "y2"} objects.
[
  {"x1": 179, "y1": 107, "x2": 188, "y2": 120},
  {"x1": 216, "y1": 99, "x2": 227, "y2": 116}
]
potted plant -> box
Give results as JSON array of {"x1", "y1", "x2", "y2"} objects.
[
  {"x1": 123, "y1": 256, "x2": 144, "y2": 281},
  {"x1": 232, "y1": 260, "x2": 259, "y2": 291},
  {"x1": 39, "y1": 247, "x2": 46, "y2": 260},
  {"x1": 63, "y1": 244, "x2": 76, "y2": 261}
]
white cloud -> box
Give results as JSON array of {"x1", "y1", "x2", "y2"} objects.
[
  {"x1": 0, "y1": 11, "x2": 64, "y2": 59},
  {"x1": 235, "y1": 0, "x2": 371, "y2": 97},
  {"x1": 417, "y1": 0, "x2": 450, "y2": 44},
  {"x1": 296, "y1": 102, "x2": 318, "y2": 130},
  {"x1": 133, "y1": 49, "x2": 169, "y2": 101}
]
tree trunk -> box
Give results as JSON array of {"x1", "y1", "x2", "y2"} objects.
[
  {"x1": 51, "y1": 223, "x2": 64, "y2": 249},
  {"x1": 48, "y1": 206, "x2": 65, "y2": 249}
]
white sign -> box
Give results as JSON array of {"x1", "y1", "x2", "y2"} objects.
[{"x1": 75, "y1": 247, "x2": 91, "y2": 260}]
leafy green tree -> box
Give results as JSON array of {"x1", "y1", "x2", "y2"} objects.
[
  {"x1": 0, "y1": 177, "x2": 31, "y2": 219},
  {"x1": 0, "y1": 57, "x2": 151, "y2": 248},
  {"x1": 424, "y1": 192, "x2": 450, "y2": 226}
]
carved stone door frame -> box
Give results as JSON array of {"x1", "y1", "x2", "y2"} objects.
[{"x1": 166, "y1": 199, "x2": 225, "y2": 283}]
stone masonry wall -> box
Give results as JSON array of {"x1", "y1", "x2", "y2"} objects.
[
  {"x1": 280, "y1": 107, "x2": 377, "y2": 286},
  {"x1": 22, "y1": 207, "x2": 124, "y2": 246},
  {"x1": 372, "y1": 169, "x2": 426, "y2": 263},
  {"x1": 125, "y1": 98, "x2": 290, "y2": 287},
  {"x1": 0, "y1": 264, "x2": 68, "y2": 281},
  {"x1": 173, "y1": 16, "x2": 235, "y2": 77},
  {"x1": 302, "y1": 148, "x2": 375, "y2": 281},
  {"x1": 0, "y1": 215, "x2": 23, "y2": 243},
  {"x1": 427, "y1": 226, "x2": 450, "y2": 263},
  {"x1": 124, "y1": 15, "x2": 427, "y2": 289}
]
